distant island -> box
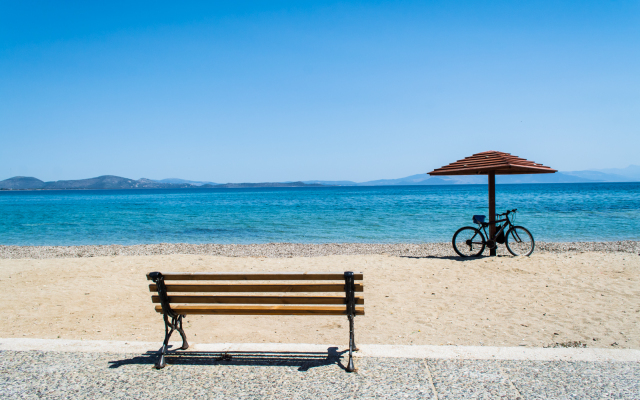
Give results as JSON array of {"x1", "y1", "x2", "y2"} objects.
[
  {"x1": 0, "y1": 176, "x2": 325, "y2": 190},
  {"x1": 0, "y1": 165, "x2": 638, "y2": 190}
]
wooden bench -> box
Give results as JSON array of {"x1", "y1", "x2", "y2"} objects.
[{"x1": 147, "y1": 271, "x2": 364, "y2": 371}]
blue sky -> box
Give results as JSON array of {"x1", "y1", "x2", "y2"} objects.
[{"x1": 1, "y1": 1, "x2": 638, "y2": 182}]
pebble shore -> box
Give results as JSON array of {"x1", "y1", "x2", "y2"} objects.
[{"x1": 1, "y1": 241, "x2": 638, "y2": 259}]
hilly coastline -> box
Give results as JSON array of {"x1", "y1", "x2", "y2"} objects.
[
  {"x1": 1, "y1": 165, "x2": 638, "y2": 190},
  {"x1": 0, "y1": 176, "x2": 324, "y2": 190},
  {"x1": 305, "y1": 165, "x2": 640, "y2": 186},
  {"x1": 0, "y1": 176, "x2": 194, "y2": 190}
]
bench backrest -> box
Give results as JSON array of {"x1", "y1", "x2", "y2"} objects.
[{"x1": 147, "y1": 272, "x2": 364, "y2": 316}]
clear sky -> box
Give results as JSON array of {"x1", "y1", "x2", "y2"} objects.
[{"x1": 1, "y1": 1, "x2": 638, "y2": 182}]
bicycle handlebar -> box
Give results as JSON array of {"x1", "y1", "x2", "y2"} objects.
[{"x1": 496, "y1": 209, "x2": 517, "y2": 216}]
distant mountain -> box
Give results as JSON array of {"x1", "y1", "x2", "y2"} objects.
[
  {"x1": 2, "y1": 165, "x2": 637, "y2": 190},
  {"x1": 0, "y1": 176, "x2": 327, "y2": 190},
  {"x1": 545, "y1": 165, "x2": 640, "y2": 183},
  {"x1": 303, "y1": 180, "x2": 358, "y2": 186},
  {"x1": 153, "y1": 178, "x2": 217, "y2": 186},
  {"x1": 205, "y1": 181, "x2": 325, "y2": 188},
  {"x1": 496, "y1": 173, "x2": 594, "y2": 184},
  {"x1": 303, "y1": 175, "x2": 461, "y2": 186},
  {"x1": 306, "y1": 172, "x2": 596, "y2": 186},
  {"x1": 597, "y1": 165, "x2": 640, "y2": 179},
  {"x1": 0, "y1": 176, "x2": 47, "y2": 189},
  {"x1": 307, "y1": 166, "x2": 639, "y2": 186},
  {"x1": 0, "y1": 175, "x2": 195, "y2": 190},
  {"x1": 43, "y1": 176, "x2": 194, "y2": 189},
  {"x1": 359, "y1": 174, "x2": 438, "y2": 186},
  {"x1": 361, "y1": 174, "x2": 487, "y2": 186},
  {"x1": 354, "y1": 171, "x2": 632, "y2": 186},
  {"x1": 560, "y1": 171, "x2": 630, "y2": 182}
]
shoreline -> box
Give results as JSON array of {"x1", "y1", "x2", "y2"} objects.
[{"x1": 1, "y1": 240, "x2": 638, "y2": 259}]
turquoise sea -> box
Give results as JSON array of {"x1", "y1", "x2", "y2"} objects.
[{"x1": 0, "y1": 183, "x2": 638, "y2": 246}]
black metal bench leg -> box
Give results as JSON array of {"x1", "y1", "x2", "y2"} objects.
[
  {"x1": 352, "y1": 317, "x2": 358, "y2": 352},
  {"x1": 156, "y1": 314, "x2": 175, "y2": 369},
  {"x1": 346, "y1": 314, "x2": 356, "y2": 372},
  {"x1": 176, "y1": 315, "x2": 189, "y2": 350}
]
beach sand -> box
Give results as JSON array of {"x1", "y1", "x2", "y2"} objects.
[{"x1": 1, "y1": 251, "x2": 638, "y2": 349}]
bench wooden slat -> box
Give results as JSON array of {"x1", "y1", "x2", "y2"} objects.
[
  {"x1": 154, "y1": 304, "x2": 365, "y2": 315},
  {"x1": 151, "y1": 295, "x2": 365, "y2": 305},
  {"x1": 147, "y1": 272, "x2": 363, "y2": 281},
  {"x1": 149, "y1": 283, "x2": 364, "y2": 293}
]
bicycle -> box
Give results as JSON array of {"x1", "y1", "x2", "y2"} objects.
[{"x1": 452, "y1": 209, "x2": 535, "y2": 257}]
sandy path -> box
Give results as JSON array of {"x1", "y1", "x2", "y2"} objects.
[{"x1": 1, "y1": 252, "x2": 638, "y2": 348}]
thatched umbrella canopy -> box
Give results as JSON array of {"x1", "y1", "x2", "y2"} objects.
[{"x1": 428, "y1": 151, "x2": 556, "y2": 255}]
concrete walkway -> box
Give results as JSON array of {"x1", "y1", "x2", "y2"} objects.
[{"x1": 1, "y1": 339, "x2": 639, "y2": 399}]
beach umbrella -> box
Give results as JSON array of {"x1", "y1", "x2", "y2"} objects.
[{"x1": 427, "y1": 151, "x2": 557, "y2": 256}]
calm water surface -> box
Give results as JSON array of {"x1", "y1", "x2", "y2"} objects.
[{"x1": 0, "y1": 183, "x2": 638, "y2": 246}]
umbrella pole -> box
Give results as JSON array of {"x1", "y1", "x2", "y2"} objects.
[{"x1": 488, "y1": 172, "x2": 496, "y2": 256}]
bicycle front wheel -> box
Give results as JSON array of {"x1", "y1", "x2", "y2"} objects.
[
  {"x1": 452, "y1": 227, "x2": 486, "y2": 257},
  {"x1": 505, "y1": 226, "x2": 535, "y2": 256}
]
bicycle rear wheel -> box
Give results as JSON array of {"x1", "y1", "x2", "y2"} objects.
[
  {"x1": 505, "y1": 226, "x2": 535, "y2": 256},
  {"x1": 452, "y1": 227, "x2": 486, "y2": 257}
]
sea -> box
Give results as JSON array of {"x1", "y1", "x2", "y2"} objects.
[{"x1": 0, "y1": 182, "x2": 638, "y2": 246}]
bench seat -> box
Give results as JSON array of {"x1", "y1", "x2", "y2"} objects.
[
  {"x1": 151, "y1": 294, "x2": 365, "y2": 304},
  {"x1": 147, "y1": 271, "x2": 364, "y2": 371},
  {"x1": 154, "y1": 304, "x2": 365, "y2": 315},
  {"x1": 149, "y1": 283, "x2": 364, "y2": 292}
]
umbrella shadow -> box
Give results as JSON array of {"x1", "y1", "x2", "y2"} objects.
[
  {"x1": 399, "y1": 253, "x2": 514, "y2": 261},
  {"x1": 108, "y1": 346, "x2": 348, "y2": 371}
]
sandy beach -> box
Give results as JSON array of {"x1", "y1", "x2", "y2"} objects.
[{"x1": 1, "y1": 244, "x2": 638, "y2": 349}]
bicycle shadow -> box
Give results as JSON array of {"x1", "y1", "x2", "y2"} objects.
[
  {"x1": 108, "y1": 346, "x2": 349, "y2": 371},
  {"x1": 399, "y1": 254, "x2": 513, "y2": 261}
]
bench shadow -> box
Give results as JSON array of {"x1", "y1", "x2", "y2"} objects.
[{"x1": 108, "y1": 346, "x2": 348, "y2": 371}]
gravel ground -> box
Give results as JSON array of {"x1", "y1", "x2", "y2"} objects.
[
  {"x1": 1, "y1": 241, "x2": 639, "y2": 259},
  {"x1": 1, "y1": 350, "x2": 638, "y2": 399}
]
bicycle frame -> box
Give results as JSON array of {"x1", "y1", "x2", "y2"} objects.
[{"x1": 477, "y1": 213, "x2": 513, "y2": 242}]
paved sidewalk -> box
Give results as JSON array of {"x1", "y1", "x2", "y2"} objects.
[{"x1": 1, "y1": 341, "x2": 638, "y2": 399}]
